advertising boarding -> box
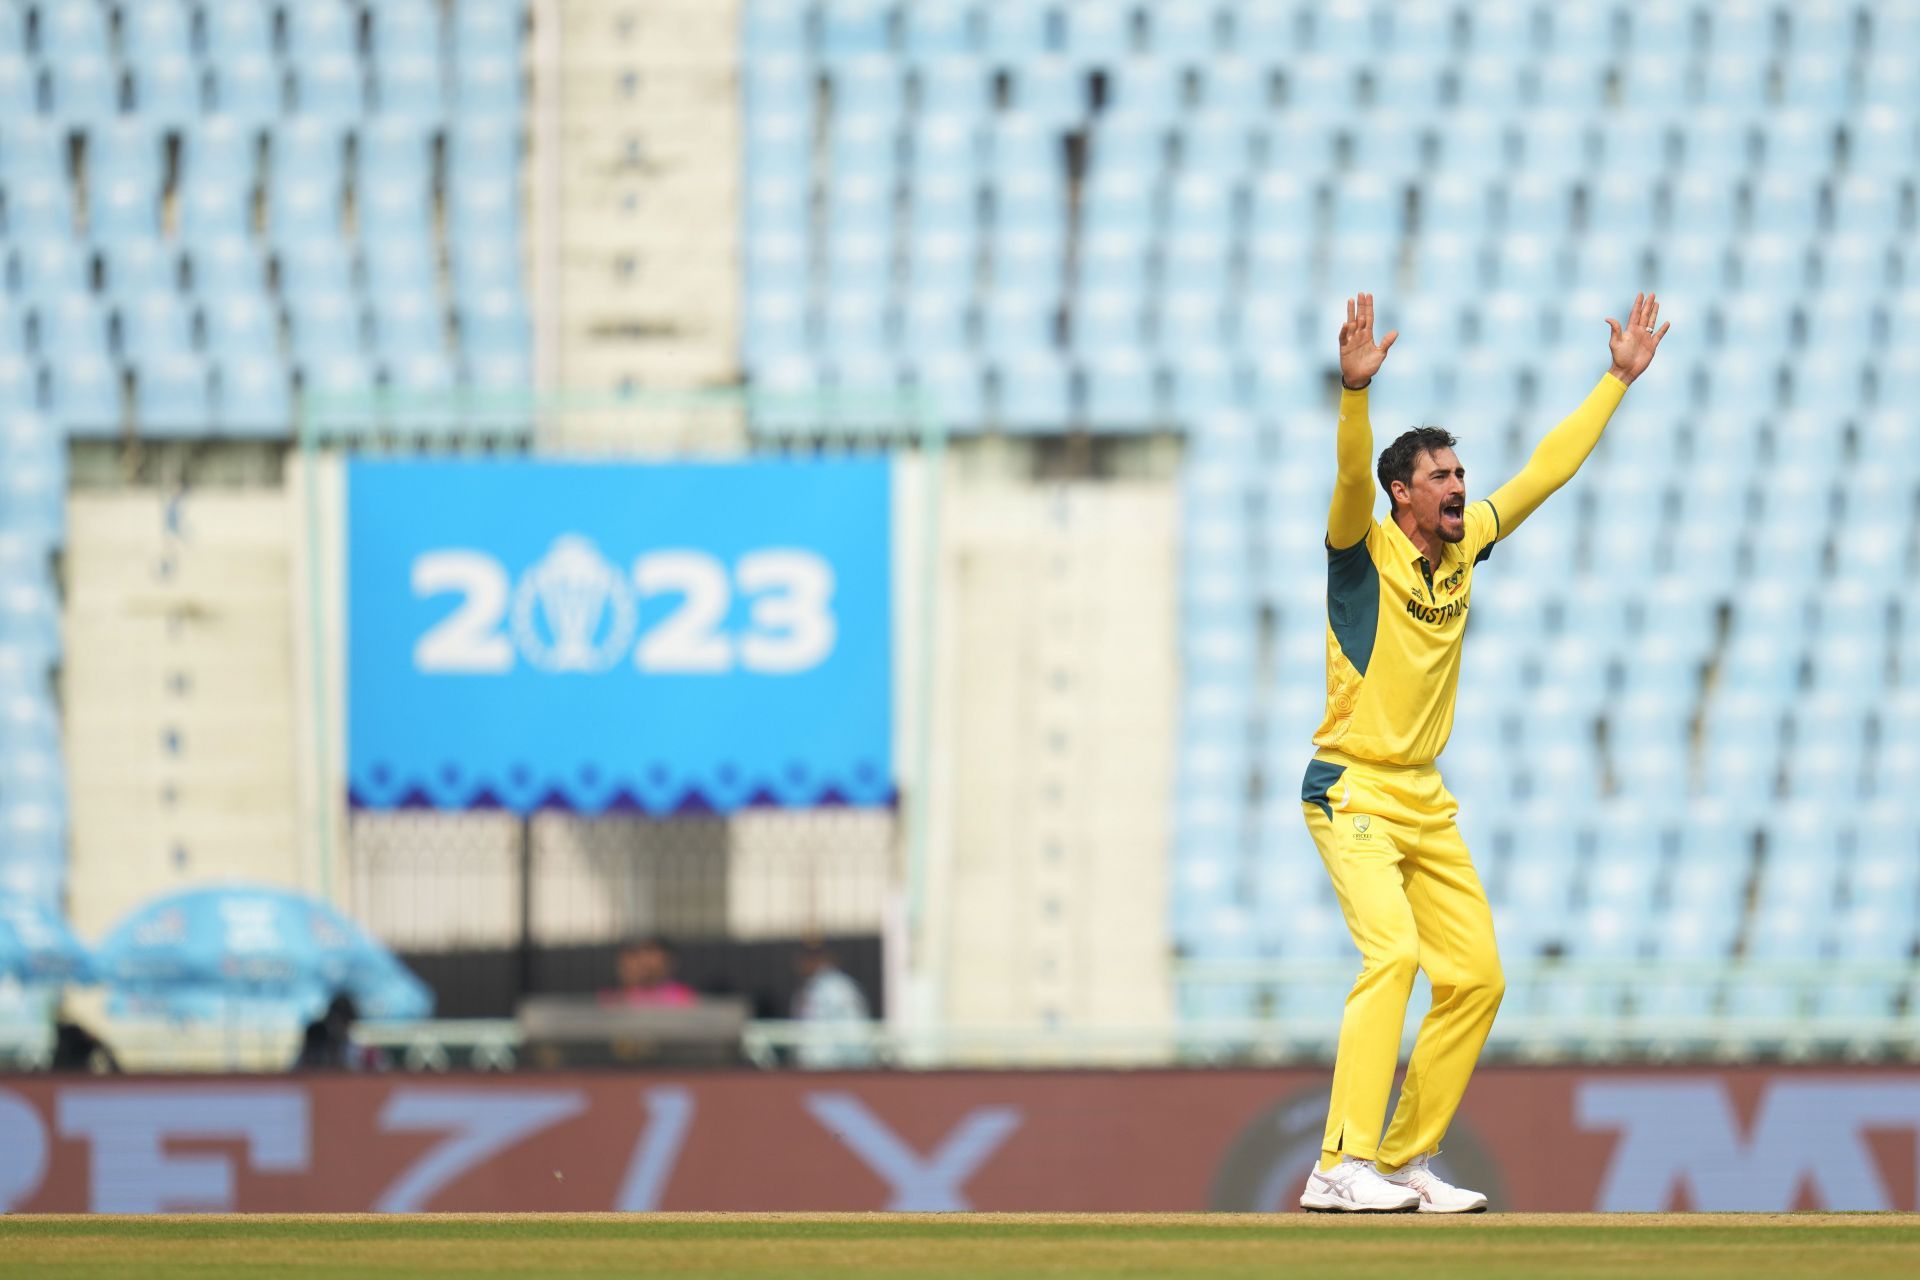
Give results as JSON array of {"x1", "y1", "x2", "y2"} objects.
[
  {"x1": 1, "y1": 1068, "x2": 1916, "y2": 1213},
  {"x1": 346, "y1": 458, "x2": 893, "y2": 813}
]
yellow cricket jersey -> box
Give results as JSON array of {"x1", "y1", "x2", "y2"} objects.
[
  {"x1": 1313, "y1": 374, "x2": 1627, "y2": 768},
  {"x1": 1315, "y1": 500, "x2": 1501, "y2": 765}
]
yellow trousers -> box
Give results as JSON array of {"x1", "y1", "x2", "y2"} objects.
[{"x1": 1300, "y1": 749, "x2": 1504, "y2": 1173}]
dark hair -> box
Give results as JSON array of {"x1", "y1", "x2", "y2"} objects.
[{"x1": 1377, "y1": 426, "x2": 1458, "y2": 512}]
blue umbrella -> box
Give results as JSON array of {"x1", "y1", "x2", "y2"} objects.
[
  {"x1": 0, "y1": 895, "x2": 91, "y2": 984},
  {"x1": 94, "y1": 884, "x2": 432, "y2": 1021}
]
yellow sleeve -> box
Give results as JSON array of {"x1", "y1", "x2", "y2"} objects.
[
  {"x1": 1327, "y1": 385, "x2": 1375, "y2": 550},
  {"x1": 1462, "y1": 500, "x2": 1499, "y2": 563},
  {"x1": 1484, "y1": 373, "x2": 1627, "y2": 540}
]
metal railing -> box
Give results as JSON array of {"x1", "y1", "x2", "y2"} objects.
[{"x1": 4, "y1": 960, "x2": 1912, "y2": 1072}]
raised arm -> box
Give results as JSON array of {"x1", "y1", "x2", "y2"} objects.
[
  {"x1": 1486, "y1": 292, "x2": 1670, "y2": 538},
  {"x1": 1329, "y1": 293, "x2": 1398, "y2": 549}
]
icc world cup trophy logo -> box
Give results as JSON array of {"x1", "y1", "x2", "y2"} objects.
[{"x1": 509, "y1": 535, "x2": 639, "y2": 673}]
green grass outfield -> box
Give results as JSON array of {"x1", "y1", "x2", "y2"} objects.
[{"x1": 2, "y1": 1213, "x2": 1917, "y2": 1279}]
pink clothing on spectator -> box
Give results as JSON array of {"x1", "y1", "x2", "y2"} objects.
[{"x1": 600, "y1": 982, "x2": 699, "y2": 1009}]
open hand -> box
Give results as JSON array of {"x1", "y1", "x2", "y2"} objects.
[
  {"x1": 1338, "y1": 292, "x2": 1397, "y2": 390},
  {"x1": 1605, "y1": 292, "x2": 1670, "y2": 385}
]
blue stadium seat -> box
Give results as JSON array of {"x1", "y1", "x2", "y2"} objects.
[
  {"x1": 1079, "y1": 348, "x2": 1159, "y2": 432},
  {"x1": 1831, "y1": 176, "x2": 1900, "y2": 242},
  {"x1": 207, "y1": 54, "x2": 284, "y2": 122},
  {"x1": 980, "y1": 289, "x2": 1053, "y2": 356},
  {"x1": 1675, "y1": 112, "x2": 1753, "y2": 177},
  {"x1": 291, "y1": 56, "x2": 366, "y2": 122},
  {"x1": 91, "y1": 178, "x2": 162, "y2": 240},
  {"x1": 0, "y1": 355, "x2": 40, "y2": 416},
  {"x1": 995, "y1": 352, "x2": 1071, "y2": 431},
  {"x1": 1668, "y1": 174, "x2": 1739, "y2": 241},
  {"x1": 903, "y1": 0, "x2": 973, "y2": 57},
  {"x1": 1198, "y1": 57, "x2": 1265, "y2": 115},
  {"x1": 7, "y1": 178, "x2": 75, "y2": 241},
  {"x1": 460, "y1": 290, "x2": 530, "y2": 365},
  {"x1": 1168, "y1": 349, "x2": 1237, "y2": 420},
  {"x1": 285, "y1": 0, "x2": 359, "y2": 61},
  {"x1": 1749, "y1": 175, "x2": 1824, "y2": 241},
  {"x1": 450, "y1": 177, "x2": 519, "y2": 246},
  {"x1": 36, "y1": 294, "x2": 110, "y2": 360},
  {"x1": 911, "y1": 60, "x2": 988, "y2": 119},
  {"x1": 1698, "y1": 54, "x2": 1768, "y2": 113},
  {"x1": 135, "y1": 354, "x2": 214, "y2": 436},
  {"x1": 188, "y1": 236, "x2": 269, "y2": 298},
  {"x1": 1778, "y1": 56, "x2": 1848, "y2": 113},
  {"x1": 743, "y1": 291, "x2": 806, "y2": 365},
  {"x1": 820, "y1": 0, "x2": 891, "y2": 58},
  {"x1": 0, "y1": 53, "x2": 34, "y2": 116},
  {"x1": 203, "y1": 0, "x2": 272, "y2": 60},
  {"x1": 1452, "y1": 56, "x2": 1524, "y2": 114},
  {"x1": 213, "y1": 356, "x2": 293, "y2": 437},
  {"x1": 269, "y1": 175, "x2": 342, "y2": 243},
  {"x1": 302, "y1": 353, "x2": 380, "y2": 433},
  {"x1": 1105, "y1": 58, "x2": 1175, "y2": 119},
  {"x1": 119, "y1": 292, "x2": 197, "y2": 359},
  {"x1": 744, "y1": 0, "x2": 806, "y2": 58},
  {"x1": 1640, "y1": 903, "x2": 1736, "y2": 1022},
  {"x1": 1372, "y1": 53, "x2": 1446, "y2": 115},
  {"x1": 821, "y1": 291, "x2": 887, "y2": 356},
  {"x1": 1056, "y1": 1, "x2": 1125, "y2": 59},
  {"x1": 1532, "y1": 55, "x2": 1603, "y2": 113},
  {"x1": 372, "y1": 0, "x2": 446, "y2": 67},
  {"x1": 456, "y1": 0, "x2": 526, "y2": 60},
  {"x1": 40, "y1": 2, "x2": 109, "y2": 61},
  {"x1": 1706, "y1": 0, "x2": 1777, "y2": 61},
  {"x1": 385, "y1": 350, "x2": 458, "y2": 410},
  {"x1": 359, "y1": 113, "x2": 437, "y2": 196},
  {"x1": 47, "y1": 354, "x2": 121, "y2": 437},
  {"x1": 177, "y1": 176, "x2": 249, "y2": 241},
  {"x1": 46, "y1": 54, "x2": 120, "y2": 123},
  {"x1": 914, "y1": 353, "x2": 986, "y2": 431},
  {"x1": 277, "y1": 236, "x2": 356, "y2": 299},
  {"x1": 203, "y1": 294, "x2": 281, "y2": 364},
  {"x1": 456, "y1": 54, "x2": 523, "y2": 116},
  {"x1": 0, "y1": 2, "x2": 23, "y2": 58},
  {"x1": 360, "y1": 183, "x2": 433, "y2": 238},
  {"x1": 288, "y1": 293, "x2": 366, "y2": 367},
  {"x1": 1071, "y1": 287, "x2": 1144, "y2": 353},
  {"x1": 128, "y1": 56, "x2": 203, "y2": 125},
  {"x1": 15, "y1": 236, "x2": 89, "y2": 302},
  {"x1": 375, "y1": 57, "x2": 445, "y2": 119},
  {"x1": 1864, "y1": 52, "x2": 1920, "y2": 119},
  {"x1": 833, "y1": 57, "x2": 905, "y2": 118}
]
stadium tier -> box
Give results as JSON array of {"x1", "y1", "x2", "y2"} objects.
[
  {"x1": 0, "y1": 1, "x2": 531, "y2": 907},
  {"x1": 737, "y1": 0, "x2": 1920, "y2": 1044}
]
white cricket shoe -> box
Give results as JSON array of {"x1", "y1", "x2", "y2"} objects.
[
  {"x1": 1299, "y1": 1156, "x2": 1421, "y2": 1213},
  {"x1": 1381, "y1": 1154, "x2": 1489, "y2": 1213}
]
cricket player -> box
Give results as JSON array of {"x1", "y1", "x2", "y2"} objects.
[{"x1": 1298, "y1": 292, "x2": 1669, "y2": 1212}]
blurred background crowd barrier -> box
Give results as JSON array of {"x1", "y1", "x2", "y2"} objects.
[{"x1": 0, "y1": 0, "x2": 1916, "y2": 1099}]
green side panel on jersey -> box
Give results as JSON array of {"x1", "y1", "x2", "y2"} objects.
[
  {"x1": 1326, "y1": 537, "x2": 1381, "y2": 676},
  {"x1": 1301, "y1": 759, "x2": 1348, "y2": 820}
]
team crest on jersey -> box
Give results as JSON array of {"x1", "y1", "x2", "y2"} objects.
[{"x1": 1353, "y1": 815, "x2": 1371, "y2": 833}]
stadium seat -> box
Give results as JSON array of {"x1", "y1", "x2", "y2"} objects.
[
  {"x1": 203, "y1": 294, "x2": 281, "y2": 365},
  {"x1": 128, "y1": 56, "x2": 202, "y2": 125},
  {"x1": 46, "y1": 54, "x2": 120, "y2": 123},
  {"x1": 40, "y1": 3, "x2": 109, "y2": 62},
  {"x1": 210, "y1": 353, "x2": 293, "y2": 437},
  {"x1": 119, "y1": 292, "x2": 198, "y2": 360},
  {"x1": 135, "y1": 354, "x2": 214, "y2": 436}
]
